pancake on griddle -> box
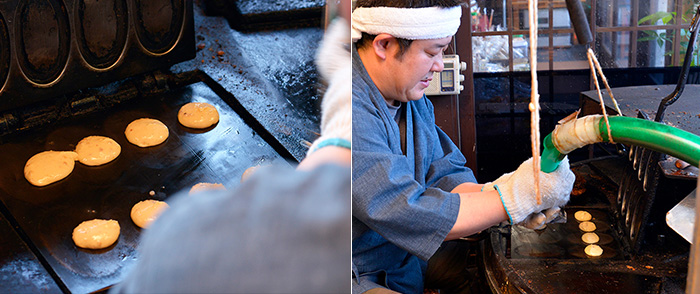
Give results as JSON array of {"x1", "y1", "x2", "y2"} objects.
[
  {"x1": 178, "y1": 102, "x2": 219, "y2": 129},
  {"x1": 72, "y1": 219, "x2": 120, "y2": 249},
  {"x1": 75, "y1": 136, "x2": 121, "y2": 166},
  {"x1": 24, "y1": 151, "x2": 79, "y2": 186},
  {"x1": 125, "y1": 118, "x2": 169, "y2": 147}
]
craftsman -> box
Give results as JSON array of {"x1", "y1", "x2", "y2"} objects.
[{"x1": 351, "y1": 0, "x2": 576, "y2": 293}]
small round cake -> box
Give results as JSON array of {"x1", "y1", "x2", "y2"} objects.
[
  {"x1": 584, "y1": 244, "x2": 603, "y2": 257},
  {"x1": 189, "y1": 182, "x2": 226, "y2": 195},
  {"x1": 579, "y1": 221, "x2": 597, "y2": 232},
  {"x1": 72, "y1": 219, "x2": 120, "y2": 249},
  {"x1": 178, "y1": 102, "x2": 219, "y2": 129},
  {"x1": 124, "y1": 118, "x2": 169, "y2": 147},
  {"x1": 574, "y1": 210, "x2": 592, "y2": 222},
  {"x1": 24, "y1": 151, "x2": 79, "y2": 186},
  {"x1": 131, "y1": 200, "x2": 169, "y2": 228},
  {"x1": 241, "y1": 165, "x2": 264, "y2": 182},
  {"x1": 75, "y1": 136, "x2": 121, "y2": 166},
  {"x1": 581, "y1": 232, "x2": 600, "y2": 244}
]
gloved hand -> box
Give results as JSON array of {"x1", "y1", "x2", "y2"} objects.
[
  {"x1": 307, "y1": 17, "x2": 351, "y2": 155},
  {"x1": 517, "y1": 207, "x2": 563, "y2": 230},
  {"x1": 483, "y1": 157, "x2": 575, "y2": 225}
]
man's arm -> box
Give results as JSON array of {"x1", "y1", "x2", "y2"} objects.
[
  {"x1": 445, "y1": 190, "x2": 508, "y2": 240},
  {"x1": 450, "y1": 182, "x2": 482, "y2": 193},
  {"x1": 298, "y1": 146, "x2": 351, "y2": 170}
]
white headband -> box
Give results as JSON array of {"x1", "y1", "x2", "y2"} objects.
[{"x1": 351, "y1": 6, "x2": 462, "y2": 42}]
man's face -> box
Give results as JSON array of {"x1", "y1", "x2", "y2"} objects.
[{"x1": 382, "y1": 36, "x2": 451, "y2": 104}]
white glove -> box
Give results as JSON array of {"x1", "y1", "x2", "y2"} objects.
[
  {"x1": 484, "y1": 157, "x2": 575, "y2": 224},
  {"x1": 307, "y1": 18, "x2": 351, "y2": 155},
  {"x1": 517, "y1": 207, "x2": 563, "y2": 230}
]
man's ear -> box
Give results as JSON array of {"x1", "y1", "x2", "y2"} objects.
[{"x1": 372, "y1": 34, "x2": 396, "y2": 60}]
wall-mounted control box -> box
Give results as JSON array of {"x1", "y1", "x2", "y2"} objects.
[{"x1": 425, "y1": 54, "x2": 467, "y2": 96}]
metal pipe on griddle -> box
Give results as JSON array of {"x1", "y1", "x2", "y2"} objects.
[{"x1": 655, "y1": 5, "x2": 700, "y2": 122}]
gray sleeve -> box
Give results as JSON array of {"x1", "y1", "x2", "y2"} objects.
[{"x1": 111, "y1": 164, "x2": 351, "y2": 294}]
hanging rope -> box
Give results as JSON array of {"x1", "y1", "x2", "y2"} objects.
[
  {"x1": 587, "y1": 48, "x2": 623, "y2": 115},
  {"x1": 528, "y1": 0, "x2": 541, "y2": 205},
  {"x1": 586, "y1": 49, "x2": 619, "y2": 144}
]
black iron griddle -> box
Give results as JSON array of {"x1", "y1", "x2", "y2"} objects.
[
  {"x1": 173, "y1": 5, "x2": 324, "y2": 161},
  {"x1": 484, "y1": 158, "x2": 690, "y2": 293},
  {"x1": 484, "y1": 12, "x2": 700, "y2": 292},
  {"x1": 0, "y1": 80, "x2": 292, "y2": 293},
  {"x1": 510, "y1": 208, "x2": 625, "y2": 260},
  {"x1": 203, "y1": 0, "x2": 325, "y2": 31},
  {"x1": 0, "y1": 212, "x2": 62, "y2": 293},
  {"x1": 0, "y1": 0, "x2": 325, "y2": 292}
]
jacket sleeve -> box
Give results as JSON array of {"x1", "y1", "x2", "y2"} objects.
[{"x1": 352, "y1": 90, "x2": 460, "y2": 261}]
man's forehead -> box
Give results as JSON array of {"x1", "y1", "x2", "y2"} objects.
[{"x1": 416, "y1": 37, "x2": 452, "y2": 48}]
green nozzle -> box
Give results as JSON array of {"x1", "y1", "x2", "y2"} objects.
[{"x1": 541, "y1": 116, "x2": 700, "y2": 172}]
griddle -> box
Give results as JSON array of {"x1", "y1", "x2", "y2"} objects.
[
  {"x1": 0, "y1": 80, "x2": 292, "y2": 293},
  {"x1": 510, "y1": 208, "x2": 625, "y2": 260},
  {"x1": 483, "y1": 157, "x2": 691, "y2": 293},
  {"x1": 0, "y1": 1, "x2": 325, "y2": 292},
  {"x1": 482, "y1": 16, "x2": 700, "y2": 291},
  {"x1": 485, "y1": 79, "x2": 700, "y2": 293},
  {"x1": 0, "y1": 211, "x2": 61, "y2": 293},
  {"x1": 484, "y1": 91, "x2": 698, "y2": 292},
  {"x1": 203, "y1": 0, "x2": 325, "y2": 31},
  {"x1": 175, "y1": 4, "x2": 323, "y2": 161}
]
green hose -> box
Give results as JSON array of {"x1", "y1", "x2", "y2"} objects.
[{"x1": 541, "y1": 116, "x2": 700, "y2": 173}]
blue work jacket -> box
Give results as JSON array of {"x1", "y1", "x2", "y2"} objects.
[{"x1": 351, "y1": 46, "x2": 477, "y2": 294}]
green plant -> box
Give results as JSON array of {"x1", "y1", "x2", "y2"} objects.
[
  {"x1": 637, "y1": 11, "x2": 675, "y2": 48},
  {"x1": 637, "y1": 5, "x2": 700, "y2": 66}
]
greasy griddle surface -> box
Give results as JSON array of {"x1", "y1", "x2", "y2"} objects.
[
  {"x1": 511, "y1": 208, "x2": 624, "y2": 260},
  {"x1": 0, "y1": 212, "x2": 62, "y2": 293},
  {"x1": 0, "y1": 81, "x2": 290, "y2": 293}
]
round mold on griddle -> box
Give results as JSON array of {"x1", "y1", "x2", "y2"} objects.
[
  {"x1": 568, "y1": 218, "x2": 610, "y2": 234},
  {"x1": 74, "y1": 0, "x2": 128, "y2": 71},
  {"x1": 132, "y1": 0, "x2": 185, "y2": 56},
  {"x1": 568, "y1": 245, "x2": 617, "y2": 259},
  {"x1": 566, "y1": 232, "x2": 614, "y2": 246},
  {"x1": 14, "y1": 0, "x2": 70, "y2": 87},
  {"x1": 537, "y1": 228, "x2": 564, "y2": 244},
  {"x1": 0, "y1": 11, "x2": 9, "y2": 93}
]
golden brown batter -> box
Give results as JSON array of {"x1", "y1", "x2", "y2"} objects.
[
  {"x1": 574, "y1": 210, "x2": 592, "y2": 222},
  {"x1": 581, "y1": 232, "x2": 600, "y2": 244},
  {"x1": 75, "y1": 136, "x2": 121, "y2": 166},
  {"x1": 584, "y1": 244, "x2": 603, "y2": 257},
  {"x1": 131, "y1": 200, "x2": 169, "y2": 228},
  {"x1": 189, "y1": 182, "x2": 226, "y2": 195},
  {"x1": 72, "y1": 219, "x2": 120, "y2": 249},
  {"x1": 178, "y1": 102, "x2": 219, "y2": 129},
  {"x1": 241, "y1": 165, "x2": 264, "y2": 182},
  {"x1": 579, "y1": 221, "x2": 597, "y2": 232},
  {"x1": 125, "y1": 118, "x2": 169, "y2": 147},
  {"x1": 24, "y1": 151, "x2": 79, "y2": 186}
]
